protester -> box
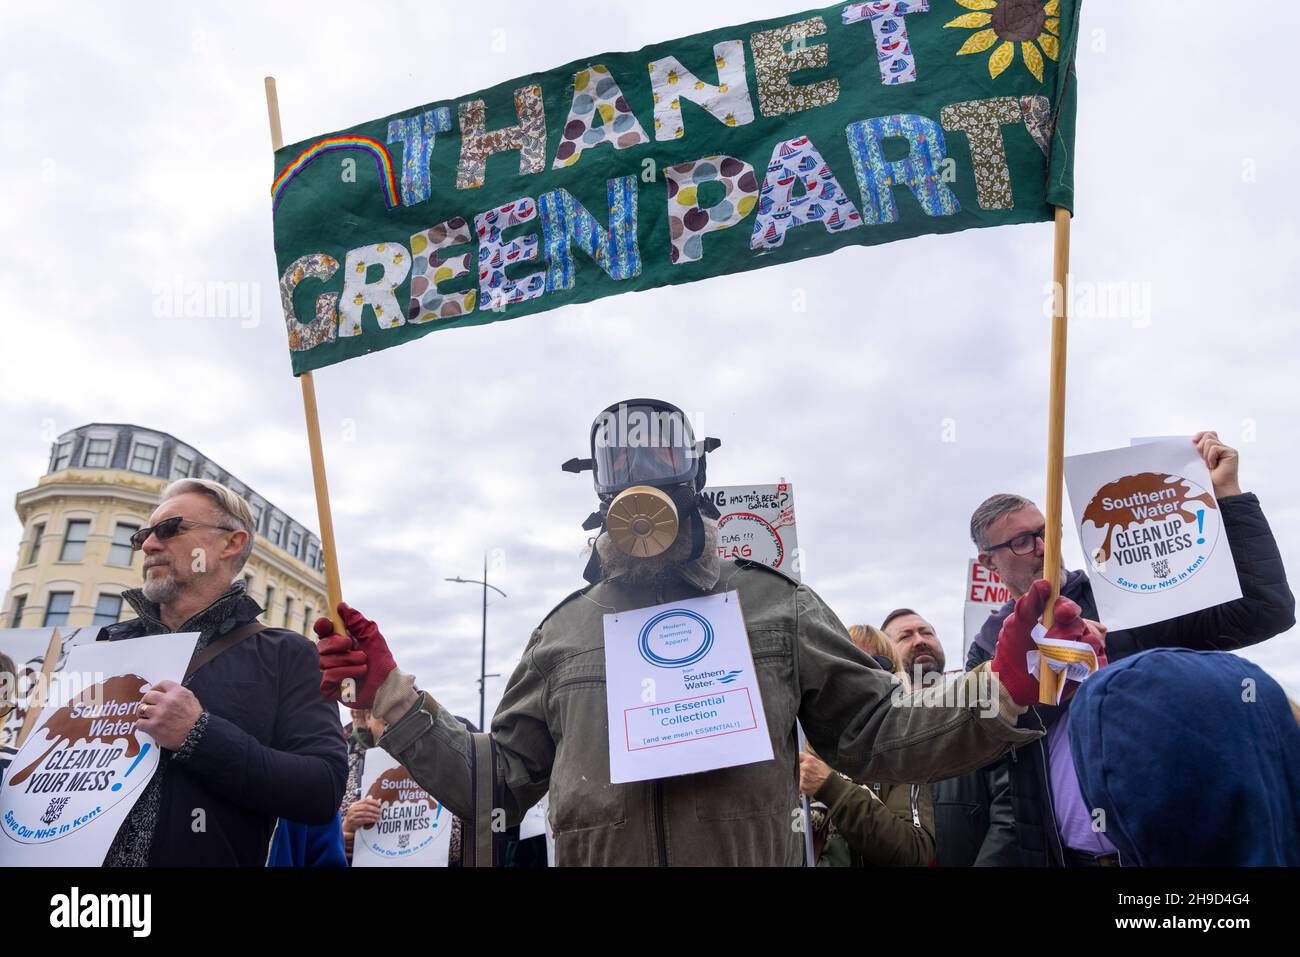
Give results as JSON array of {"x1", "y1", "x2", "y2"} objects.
[
  {"x1": 966, "y1": 432, "x2": 1295, "y2": 866},
  {"x1": 801, "y1": 624, "x2": 935, "y2": 867},
  {"x1": 316, "y1": 399, "x2": 1061, "y2": 866},
  {"x1": 880, "y1": 608, "x2": 946, "y2": 684},
  {"x1": 340, "y1": 708, "x2": 466, "y2": 865},
  {"x1": 99, "y1": 479, "x2": 347, "y2": 866},
  {"x1": 1070, "y1": 648, "x2": 1300, "y2": 865},
  {"x1": 340, "y1": 709, "x2": 386, "y2": 862},
  {"x1": 340, "y1": 708, "x2": 377, "y2": 820},
  {"x1": 846, "y1": 624, "x2": 901, "y2": 673},
  {"x1": 881, "y1": 608, "x2": 1016, "y2": 866}
]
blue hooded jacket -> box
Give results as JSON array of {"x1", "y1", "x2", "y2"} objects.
[{"x1": 1069, "y1": 648, "x2": 1300, "y2": 866}]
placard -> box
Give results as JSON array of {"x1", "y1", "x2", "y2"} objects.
[
  {"x1": 0, "y1": 632, "x2": 199, "y2": 866},
  {"x1": 704, "y1": 483, "x2": 799, "y2": 579},
  {"x1": 963, "y1": 560, "x2": 1011, "y2": 661},
  {"x1": 603, "y1": 592, "x2": 772, "y2": 784},
  {"x1": 352, "y1": 747, "x2": 452, "y2": 867},
  {"x1": 1064, "y1": 438, "x2": 1241, "y2": 630}
]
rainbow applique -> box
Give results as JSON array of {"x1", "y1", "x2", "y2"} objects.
[{"x1": 272, "y1": 136, "x2": 399, "y2": 210}]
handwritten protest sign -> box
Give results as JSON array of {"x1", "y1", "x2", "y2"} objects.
[
  {"x1": 1064, "y1": 438, "x2": 1242, "y2": 631},
  {"x1": 603, "y1": 592, "x2": 772, "y2": 784},
  {"x1": 963, "y1": 560, "x2": 1011, "y2": 661},
  {"x1": 0, "y1": 632, "x2": 198, "y2": 866},
  {"x1": 703, "y1": 483, "x2": 799, "y2": 578},
  {"x1": 352, "y1": 748, "x2": 452, "y2": 867}
]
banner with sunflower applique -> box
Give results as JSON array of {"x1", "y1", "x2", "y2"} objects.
[{"x1": 272, "y1": 0, "x2": 1082, "y2": 374}]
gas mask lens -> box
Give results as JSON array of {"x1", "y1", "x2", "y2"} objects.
[{"x1": 591, "y1": 402, "x2": 697, "y2": 495}]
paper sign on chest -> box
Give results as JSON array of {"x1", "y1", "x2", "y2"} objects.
[{"x1": 603, "y1": 591, "x2": 773, "y2": 784}]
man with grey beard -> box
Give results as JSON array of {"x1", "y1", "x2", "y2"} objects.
[
  {"x1": 316, "y1": 399, "x2": 1055, "y2": 866},
  {"x1": 98, "y1": 478, "x2": 345, "y2": 865}
]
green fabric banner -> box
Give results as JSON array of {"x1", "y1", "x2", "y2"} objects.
[{"x1": 272, "y1": 0, "x2": 1080, "y2": 374}]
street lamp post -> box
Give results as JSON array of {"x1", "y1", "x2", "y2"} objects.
[{"x1": 446, "y1": 553, "x2": 506, "y2": 732}]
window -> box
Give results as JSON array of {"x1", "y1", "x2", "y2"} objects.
[
  {"x1": 243, "y1": 573, "x2": 254, "y2": 591},
  {"x1": 250, "y1": 501, "x2": 264, "y2": 530},
  {"x1": 202, "y1": 464, "x2": 220, "y2": 482},
  {"x1": 264, "y1": 585, "x2": 276, "y2": 620},
  {"x1": 128, "y1": 442, "x2": 158, "y2": 475},
  {"x1": 44, "y1": 592, "x2": 73, "y2": 627},
  {"x1": 284, "y1": 596, "x2": 294, "y2": 628},
  {"x1": 268, "y1": 515, "x2": 284, "y2": 546},
  {"x1": 303, "y1": 605, "x2": 313, "y2": 633},
  {"x1": 59, "y1": 520, "x2": 91, "y2": 562},
  {"x1": 171, "y1": 453, "x2": 193, "y2": 480},
  {"x1": 306, "y1": 542, "x2": 319, "y2": 570},
  {"x1": 26, "y1": 522, "x2": 44, "y2": 565},
  {"x1": 10, "y1": 595, "x2": 27, "y2": 627},
  {"x1": 108, "y1": 523, "x2": 139, "y2": 566},
  {"x1": 83, "y1": 438, "x2": 112, "y2": 468},
  {"x1": 287, "y1": 529, "x2": 302, "y2": 558},
  {"x1": 52, "y1": 441, "x2": 73, "y2": 471},
  {"x1": 93, "y1": 594, "x2": 123, "y2": 626}
]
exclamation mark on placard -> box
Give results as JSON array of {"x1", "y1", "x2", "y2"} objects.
[
  {"x1": 1195, "y1": 510, "x2": 1206, "y2": 544},
  {"x1": 111, "y1": 742, "x2": 151, "y2": 792}
]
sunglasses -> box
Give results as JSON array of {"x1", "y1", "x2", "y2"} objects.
[{"x1": 130, "y1": 515, "x2": 237, "y2": 551}]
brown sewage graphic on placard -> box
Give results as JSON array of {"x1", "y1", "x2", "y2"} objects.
[
  {"x1": 1083, "y1": 472, "x2": 1217, "y2": 563},
  {"x1": 6, "y1": 674, "x2": 148, "y2": 787},
  {"x1": 364, "y1": 764, "x2": 439, "y2": 812}
]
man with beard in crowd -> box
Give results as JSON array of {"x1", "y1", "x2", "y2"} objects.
[
  {"x1": 881, "y1": 608, "x2": 945, "y2": 685},
  {"x1": 100, "y1": 479, "x2": 346, "y2": 866},
  {"x1": 881, "y1": 608, "x2": 1016, "y2": 866}
]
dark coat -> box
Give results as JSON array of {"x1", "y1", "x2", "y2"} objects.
[
  {"x1": 101, "y1": 590, "x2": 347, "y2": 866},
  {"x1": 931, "y1": 760, "x2": 1017, "y2": 866},
  {"x1": 964, "y1": 492, "x2": 1295, "y2": 866}
]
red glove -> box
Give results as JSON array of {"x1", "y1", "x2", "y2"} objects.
[
  {"x1": 315, "y1": 603, "x2": 398, "y2": 708},
  {"x1": 992, "y1": 580, "x2": 1107, "y2": 707}
]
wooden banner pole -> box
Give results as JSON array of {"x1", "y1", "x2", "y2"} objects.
[
  {"x1": 265, "y1": 76, "x2": 345, "y2": 635},
  {"x1": 1039, "y1": 206, "x2": 1072, "y2": 704}
]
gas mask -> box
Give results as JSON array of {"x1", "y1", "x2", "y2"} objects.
[{"x1": 563, "y1": 399, "x2": 721, "y2": 584}]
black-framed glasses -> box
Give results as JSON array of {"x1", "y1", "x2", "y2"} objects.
[
  {"x1": 985, "y1": 526, "x2": 1047, "y2": 557},
  {"x1": 130, "y1": 516, "x2": 236, "y2": 551}
]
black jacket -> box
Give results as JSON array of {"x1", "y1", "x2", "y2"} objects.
[
  {"x1": 931, "y1": 760, "x2": 1017, "y2": 866},
  {"x1": 964, "y1": 492, "x2": 1295, "y2": 866},
  {"x1": 101, "y1": 589, "x2": 346, "y2": 866}
]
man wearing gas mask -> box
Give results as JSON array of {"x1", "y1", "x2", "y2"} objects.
[{"x1": 315, "y1": 399, "x2": 1085, "y2": 866}]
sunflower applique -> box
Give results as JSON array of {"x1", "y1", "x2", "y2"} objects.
[{"x1": 947, "y1": 0, "x2": 1060, "y2": 82}]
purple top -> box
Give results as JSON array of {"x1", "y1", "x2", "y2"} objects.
[{"x1": 1047, "y1": 712, "x2": 1119, "y2": 857}]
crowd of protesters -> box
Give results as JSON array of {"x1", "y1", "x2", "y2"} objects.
[{"x1": 3, "y1": 427, "x2": 1295, "y2": 867}]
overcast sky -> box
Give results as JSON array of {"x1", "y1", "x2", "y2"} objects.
[{"x1": 1, "y1": 0, "x2": 1296, "y2": 722}]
